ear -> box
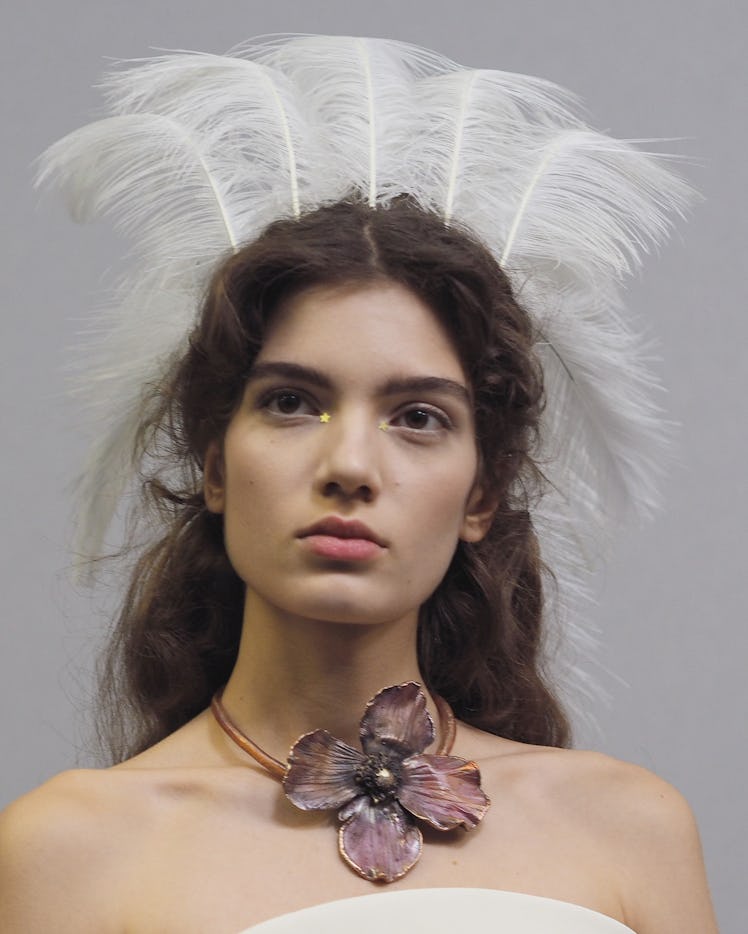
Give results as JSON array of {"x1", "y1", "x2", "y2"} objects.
[
  {"x1": 203, "y1": 440, "x2": 226, "y2": 514},
  {"x1": 459, "y1": 484, "x2": 499, "y2": 543}
]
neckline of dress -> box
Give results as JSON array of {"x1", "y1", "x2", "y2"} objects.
[{"x1": 239, "y1": 886, "x2": 637, "y2": 933}]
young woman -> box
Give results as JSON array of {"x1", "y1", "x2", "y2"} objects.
[{"x1": 0, "y1": 37, "x2": 718, "y2": 933}]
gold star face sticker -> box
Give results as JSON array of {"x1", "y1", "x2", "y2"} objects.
[
  {"x1": 378, "y1": 421, "x2": 389, "y2": 432},
  {"x1": 319, "y1": 412, "x2": 331, "y2": 423}
]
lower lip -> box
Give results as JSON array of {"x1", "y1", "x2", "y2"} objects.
[{"x1": 301, "y1": 535, "x2": 383, "y2": 561}]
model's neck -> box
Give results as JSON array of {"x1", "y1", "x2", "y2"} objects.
[{"x1": 220, "y1": 595, "x2": 435, "y2": 757}]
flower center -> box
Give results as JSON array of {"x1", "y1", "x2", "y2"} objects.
[{"x1": 354, "y1": 752, "x2": 402, "y2": 804}]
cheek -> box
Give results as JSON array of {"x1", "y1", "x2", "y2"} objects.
[
  {"x1": 220, "y1": 440, "x2": 276, "y2": 549},
  {"x1": 399, "y1": 457, "x2": 476, "y2": 579},
  {"x1": 418, "y1": 452, "x2": 477, "y2": 524},
  {"x1": 225, "y1": 435, "x2": 283, "y2": 498}
]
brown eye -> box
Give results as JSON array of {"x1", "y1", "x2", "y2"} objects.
[
  {"x1": 260, "y1": 389, "x2": 317, "y2": 417},
  {"x1": 404, "y1": 408, "x2": 432, "y2": 429},
  {"x1": 276, "y1": 391, "x2": 303, "y2": 414},
  {"x1": 391, "y1": 406, "x2": 451, "y2": 432}
]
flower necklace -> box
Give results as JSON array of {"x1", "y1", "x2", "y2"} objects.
[{"x1": 211, "y1": 682, "x2": 490, "y2": 883}]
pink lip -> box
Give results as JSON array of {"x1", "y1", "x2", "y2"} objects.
[
  {"x1": 297, "y1": 517, "x2": 385, "y2": 545},
  {"x1": 297, "y1": 517, "x2": 386, "y2": 561}
]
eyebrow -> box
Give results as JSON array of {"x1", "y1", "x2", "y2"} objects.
[{"x1": 246, "y1": 361, "x2": 471, "y2": 406}]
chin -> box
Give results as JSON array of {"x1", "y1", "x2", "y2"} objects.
[
  {"x1": 265, "y1": 583, "x2": 418, "y2": 628},
  {"x1": 289, "y1": 597, "x2": 408, "y2": 627}
]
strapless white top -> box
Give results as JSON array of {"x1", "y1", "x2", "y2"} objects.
[{"x1": 239, "y1": 888, "x2": 636, "y2": 932}]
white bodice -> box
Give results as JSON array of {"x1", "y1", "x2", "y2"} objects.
[{"x1": 239, "y1": 887, "x2": 636, "y2": 932}]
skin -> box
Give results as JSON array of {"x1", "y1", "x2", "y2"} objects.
[
  {"x1": 204, "y1": 281, "x2": 496, "y2": 752},
  {"x1": 0, "y1": 282, "x2": 719, "y2": 933}
]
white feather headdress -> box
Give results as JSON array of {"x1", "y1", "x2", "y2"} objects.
[{"x1": 37, "y1": 35, "x2": 690, "y2": 712}]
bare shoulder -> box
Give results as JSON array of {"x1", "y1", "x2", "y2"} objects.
[
  {"x1": 559, "y1": 750, "x2": 718, "y2": 934},
  {"x1": 0, "y1": 769, "x2": 140, "y2": 933},
  {"x1": 572, "y1": 752, "x2": 718, "y2": 933},
  {"x1": 530, "y1": 747, "x2": 704, "y2": 859},
  {"x1": 0, "y1": 768, "x2": 122, "y2": 865},
  {"x1": 462, "y1": 727, "x2": 719, "y2": 933},
  {"x1": 465, "y1": 730, "x2": 697, "y2": 845},
  {"x1": 463, "y1": 725, "x2": 694, "y2": 824}
]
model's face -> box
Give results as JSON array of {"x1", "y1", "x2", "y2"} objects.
[{"x1": 205, "y1": 281, "x2": 495, "y2": 627}]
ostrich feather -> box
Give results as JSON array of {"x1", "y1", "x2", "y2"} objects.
[
  {"x1": 244, "y1": 35, "x2": 439, "y2": 206},
  {"x1": 99, "y1": 53, "x2": 328, "y2": 220},
  {"x1": 498, "y1": 130, "x2": 690, "y2": 276},
  {"x1": 38, "y1": 36, "x2": 692, "y2": 718},
  {"x1": 38, "y1": 113, "x2": 242, "y2": 254},
  {"x1": 37, "y1": 51, "x2": 330, "y2": 561},
  {"x1": 400, "y1": 68, "x2": 583, "y2": 222},
  {"x1": 400, "y1": 67, "x2": 689, "y2": 526}
]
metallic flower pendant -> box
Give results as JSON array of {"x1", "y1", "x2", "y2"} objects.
[{"x1": 282, "y1": 682, "x2": 490, "y2": 882}]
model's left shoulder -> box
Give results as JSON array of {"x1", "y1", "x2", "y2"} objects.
[
  {"x1": 530, "y1": 750, "x2": 697, "y2": 851},
  {"x1": 459, "y1": 730, "x2": 719, "y2": 933},
  {"x1": 464, "y1": 728, "x2": 685, "y2": 818},
  {"x1": 545, "y1": 746, "x2": 696, "y2": 820},
  {"x1": 568, "y1": 751, "x2": 719, "y2": 933},
  {"x1": 476, "y1": 737, "x2": 701, "y2": 866}
]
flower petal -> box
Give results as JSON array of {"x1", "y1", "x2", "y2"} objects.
[
  {"x1": 398, "y1": 754, "x2": 490, "y2": 830},
  {"x1": 338, "y1": 797, "x2": 422, "y2": 882},
  {"x1": 283, "y1": 729, "x2": 364, "y2": 810},
  {"x1": 359, "y1": 682, "x2": 435, "y2": 757}
]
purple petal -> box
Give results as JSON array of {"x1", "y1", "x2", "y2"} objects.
[
  {"x1": 283, "y1": 729, "x2": 364, "y2": 810},
  {"x1": 338, "y1": 797, "x2": 422, "y2": 882},
  {"x1": 398, "y1": 754, "x2": 490, "y2": 830},
  {"x1": 359, "y1": 682, "x2": 435, "y2": 757}
]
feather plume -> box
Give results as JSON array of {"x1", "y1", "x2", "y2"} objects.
[
  {"x1": 243, "y1": 36, "x2": 430, "y2": 206},
  {"x1": 399, "y1": 68, "x2": 583, "y2": 222},
  {"x1": 38, "y1": 112, "x2": 242, "y2": 253},
  {"x1": 37, "y1": 51, "x2": 331, "y2": 559},
  {"x1": 37, "y1": 36, "x2": 692, "y2": 718}
]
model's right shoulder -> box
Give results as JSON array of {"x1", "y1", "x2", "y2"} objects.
[
  {"x1": 0, "y1": 767, "x2": 125, "y2": 847},
  {"x1": 0, "y1": 769, "x2": 128, "y2": 933}
]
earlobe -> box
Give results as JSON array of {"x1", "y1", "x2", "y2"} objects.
[
  {"x1": 203, "y1": 441, "x2": 226, "y2": 514},
  {"x1": 460, "y1": 486, "x2": 499, "y2": 543}
]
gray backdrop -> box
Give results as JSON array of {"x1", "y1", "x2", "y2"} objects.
[{"x1": 1, "y1": 1, "x2": 744, "y2": 931}]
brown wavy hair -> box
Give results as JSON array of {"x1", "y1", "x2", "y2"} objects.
[{"x1": 95, "y1": 196, "x2": 570, "y2": 762}]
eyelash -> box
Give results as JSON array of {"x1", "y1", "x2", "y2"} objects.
[{"x1": 257, "y1": 388, "x2": 453, "y2": 433}]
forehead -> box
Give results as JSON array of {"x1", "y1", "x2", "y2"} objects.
[{"x1": 257, "y1": 281, "x2": 467, "y2": 384}]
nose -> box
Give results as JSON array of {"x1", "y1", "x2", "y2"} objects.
[{"x1": 314, "y1": 410, "x2": 382, "y2": 503}]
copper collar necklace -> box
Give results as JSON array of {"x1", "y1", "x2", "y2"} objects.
[{"x1": 211, "y1": 682, "x2": 490, "y2": 883}]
